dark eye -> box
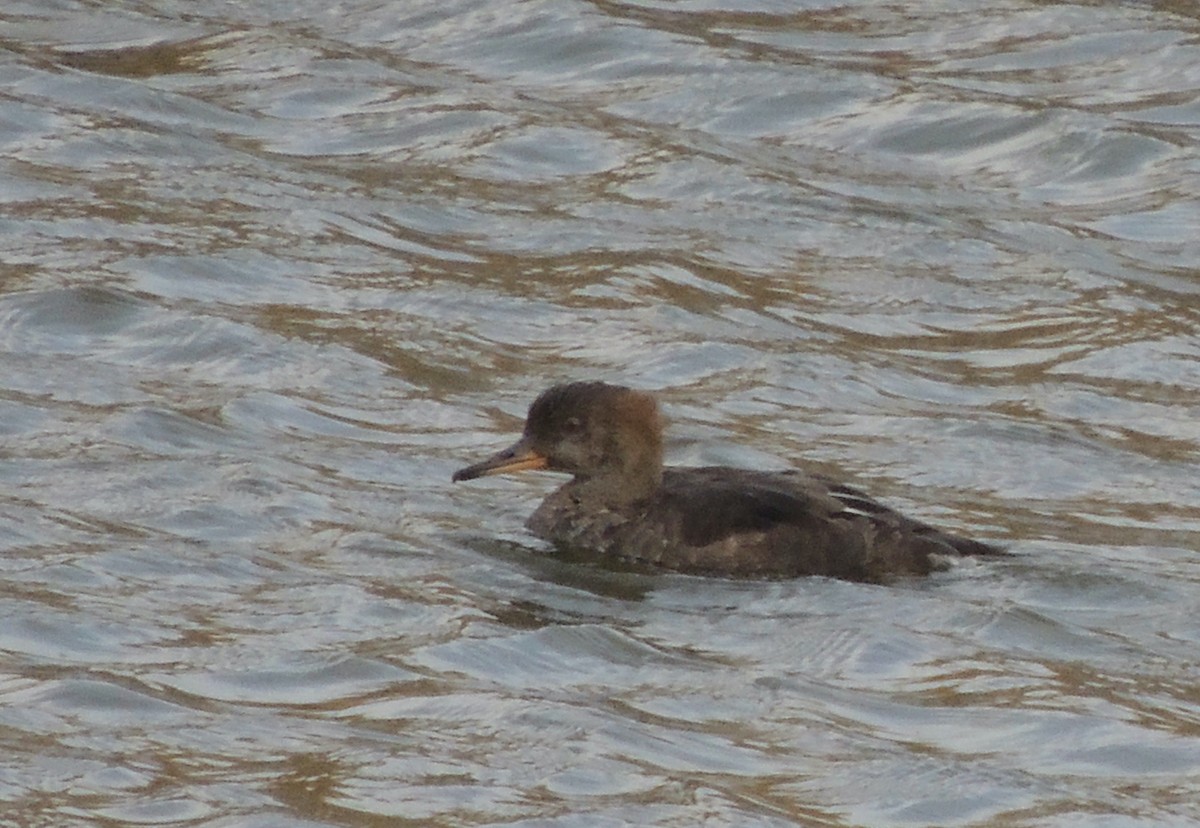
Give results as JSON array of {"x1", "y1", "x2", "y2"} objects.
[{"x1": 563, "y1": 416, "x2": 583, "y2": 433}]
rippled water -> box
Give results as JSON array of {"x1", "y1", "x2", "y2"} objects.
[{"x1": 2, "y1": 0, "x2": 1199, "y2": 825}]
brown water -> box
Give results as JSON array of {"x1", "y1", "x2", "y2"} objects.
[{"x1": 2, "y1": 1, "x2": 1199, "y2": 825}]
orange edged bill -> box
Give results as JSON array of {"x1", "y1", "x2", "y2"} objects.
[{"x1": 452, "y1": 437, "x2": 548, "y2": 482}]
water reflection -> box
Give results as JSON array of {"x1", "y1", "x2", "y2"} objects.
[{"x1": 2, "y1": 0, "x2": 1198, "y2": 825}]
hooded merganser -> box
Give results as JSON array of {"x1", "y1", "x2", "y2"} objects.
[{"x1": 453, "y1": 382, "x2": 1003, "y2": 581}]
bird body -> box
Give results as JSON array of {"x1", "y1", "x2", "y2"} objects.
[{"x1": 453, "y1": 382, "x2": 1002, "y2": 581}]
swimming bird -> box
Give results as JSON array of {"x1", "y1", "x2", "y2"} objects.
[{"x1": 453, "y1": 382, "x2": 1003, "y2": 581}]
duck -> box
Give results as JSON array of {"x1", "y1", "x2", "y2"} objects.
[{"x1": 452, "y1": 381, "x2": 1003, "y2": 581}]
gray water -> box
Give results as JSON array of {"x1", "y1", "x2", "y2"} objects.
[{"x1": 2, "y1": 1, "x2": 1199, "y2": 825}]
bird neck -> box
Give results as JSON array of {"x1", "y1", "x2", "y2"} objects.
[{"x1": 571, "y1": 454, "x2": 662, "y2": 507}]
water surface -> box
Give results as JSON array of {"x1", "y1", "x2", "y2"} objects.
[{"x1": 2, "y1": 0, "x2": 1199, "y2": 825}]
